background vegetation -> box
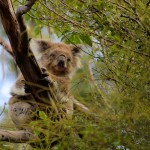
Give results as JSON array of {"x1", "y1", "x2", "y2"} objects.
[{"x1": 0, "y1": 0, "x2": 149, "y2": 149}]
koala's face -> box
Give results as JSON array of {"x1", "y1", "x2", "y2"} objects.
[
  {"x1": 46, "y1": 49, "x2": 72, "y2": 76},
  {"x1": 40, "y1": 42, "x2": 81, "y2": 77}
]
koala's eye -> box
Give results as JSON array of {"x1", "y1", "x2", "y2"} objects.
[
  {"x1": 67, "y1": 58, "x2": 71, "y2": 62},
  {"x1": 50, "y1": 54, "x2": 55, "y2": 58}
]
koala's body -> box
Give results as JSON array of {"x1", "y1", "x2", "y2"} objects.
[{"x1": 9, "y1": 39, "x2": 81, "y2": 130}]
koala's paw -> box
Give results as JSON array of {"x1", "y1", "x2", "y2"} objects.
[
  {"x1": 40, "y1": 67, "x2": 53, "y2": 86},
  {"x1": 41, "y1": 67, "x2": 49, "y2": 78},
  {"x1": 40, "y1": 78, "x2": 52, "y2": 87}
]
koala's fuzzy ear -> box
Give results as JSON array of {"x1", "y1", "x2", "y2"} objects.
[
  {"x1": 30, "y1": 39, "x2": 52, "y2": 52},
  {"x1": 30, "y1": 39, "x2": 53, "y2": 59},
  {"x1": 70, "y1": 45, "x2": 82, "y2": 56}
]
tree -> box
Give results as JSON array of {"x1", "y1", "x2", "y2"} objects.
[{"x1": 0, "y1": 0, "x2": 150, "y2": 149}]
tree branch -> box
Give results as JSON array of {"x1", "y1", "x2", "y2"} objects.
[
  {"x1": 17, "y1": 0, "x2": 37, "y2": 15},
  {"x1": 0, "y1": 130, "x2": 38, "y2": 143},
  {"x1": 0, "y1": 36, "x2": 13, "y2": 56},
  {"x1": 73, "y1": 98, "x2": 89, "y2": 113},
  {"x1": 16, "y1": 0, "x2": 37, "y2": 56}
]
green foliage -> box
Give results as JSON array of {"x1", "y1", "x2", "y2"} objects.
[{"x1": 9, "y1": 0, "x2": 150, "y2": 149}]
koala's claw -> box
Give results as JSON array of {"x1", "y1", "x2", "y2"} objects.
[
  {"x1": 40, "y1": 67, "x2": 53, "y2": 86},
  {"x1": 41, "y1": 67, "x2": 49, "y2": 78},
  {"x1": 41, "y1": 67, "x2": 47, "y2": 72},
  {"x1": 40, "y1": 78, "x2": 53, "y2": 87}
]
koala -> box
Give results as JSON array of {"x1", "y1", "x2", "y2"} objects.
[{"x1": 9, "y1": 39, "x2": 82, "y2": 130}]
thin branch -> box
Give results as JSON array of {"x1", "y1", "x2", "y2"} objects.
[
  {"x1": 108, "y1": 1, "x2": 132, "y2": 12},
  {"x1": 27, "y1": 13, "x2": 51, "y2": 20},
  {"x1": 0, "y1": 103, "x2": 6, "y2": 117},
  {"x1": 120, "y1": 14, "x2": 141, "y2": 26},
  {"x1": 16, "y1": 0, "x2": 37, "y2": 15},
  {"x1": 73, "y1": 98, "x2": 89, "y2": 113},
  {"x1": 123, "y1": 0, "x2": 132, "y2": 6},
  {"x1": 60, "y1": 1, "x2": 82, "y2": 14},
  {"x1": 0, "y1": 37, "x2": 13, "y2": 56}
]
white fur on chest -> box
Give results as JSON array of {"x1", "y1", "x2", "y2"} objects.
[{"x1": 11, "y1": 84, "x2": 29, "y2": 96}]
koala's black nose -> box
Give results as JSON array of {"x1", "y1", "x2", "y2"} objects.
[
  {"x1": 58, "y1": 60, "x2": 65, "y2": 67},
  {"x1": 58, "y1": 55, "x2": 66, "y2": 67}
]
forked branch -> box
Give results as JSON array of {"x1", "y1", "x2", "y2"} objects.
[{"x1": 0, "y1": 0, "x2": 51, "y2": 105}]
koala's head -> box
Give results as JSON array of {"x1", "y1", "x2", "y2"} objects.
[{"x1": 32, "y1": 40, "x2": 82, "y2": 77}]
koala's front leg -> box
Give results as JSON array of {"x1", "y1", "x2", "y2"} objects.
[
  {"x1": 23, "y1": 67, "x2": 52, "y2": 94},
  {"x1": 41, "y1": 67, "x2": 49, "y2": 78},
  {"x1": 11, "y1": 68, "x2": 51, "y2": 97},
  {"x1": 11, "y1": 74, "x2": 31, "y2": 96}
]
